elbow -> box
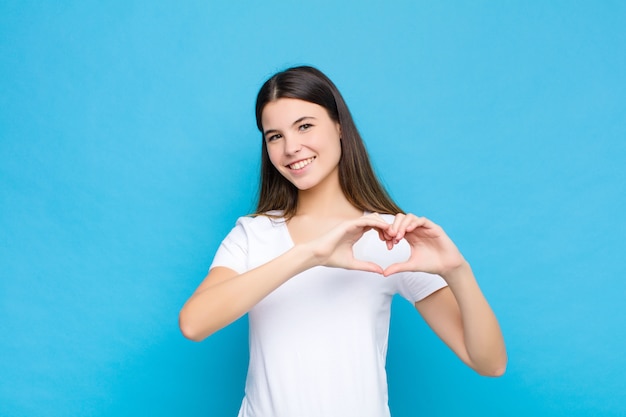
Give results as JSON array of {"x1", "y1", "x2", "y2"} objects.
[
  {"x1": 178, "y1": 311, "x2": 211, "y2": 342},
  {"x1": 475, "y1": 355, "x2": 508, "y2": 377},
  {"x1": 179, "y1": 320, "x2": 202, "y2": 342},
  {"x1": 478, "y1": 363, "x2": 507, "y2": 377},
  {"x1": 179, "y1": 325, "x2": 205, "y2": 342}
]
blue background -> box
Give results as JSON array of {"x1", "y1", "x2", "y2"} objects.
[{"x1": 1, "y1": 1, "x2": 625, "y2": 416}]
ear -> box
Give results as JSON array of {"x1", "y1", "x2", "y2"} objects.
[{"x1": 336, "y1": 122, "x2": 342, "y2": 139}]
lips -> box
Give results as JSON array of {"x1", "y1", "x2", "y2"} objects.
[{"x1": 287, "y1": 157, "x2": 315, "y2": 170}]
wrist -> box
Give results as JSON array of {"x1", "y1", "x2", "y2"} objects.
[
  {"x1": 440, "y1": 260, "x2": 472, "y2": 283},
  {"x1": 293, "y1": 242, "x2": 324, "y2": 270}
]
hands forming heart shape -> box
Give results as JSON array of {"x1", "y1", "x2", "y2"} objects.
[{"x1": 316, "y1": 213, "x2": 466, "y2": 278}]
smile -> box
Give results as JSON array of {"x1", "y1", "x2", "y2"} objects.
[{"x1": 288, "y1": 157, "x2": 315, "y2": 170}]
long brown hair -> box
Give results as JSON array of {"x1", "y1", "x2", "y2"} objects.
[{"x1": 254, "y1": 66, "x2": 403, "y2": 219}]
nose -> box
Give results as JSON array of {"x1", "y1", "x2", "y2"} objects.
[{"x1": 283, "y1": 134, "x2": 302, "y2": 155}]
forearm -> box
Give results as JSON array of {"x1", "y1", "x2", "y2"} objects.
[
  {"x1": 179, "y1": 244, "x2": 317, "y2": 341},
  {"x1": 442, "y1": 262, "x2": 507, "y2": 376}
]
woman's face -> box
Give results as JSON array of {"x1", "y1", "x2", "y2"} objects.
[{"x1": 261, "y1": 98, "x2": 342, "y2": 191}]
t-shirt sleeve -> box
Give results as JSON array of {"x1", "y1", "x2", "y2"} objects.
[
  {"x1": 396, "y1": 271, "x2": 448, "y2": 304},
  {"x1": 209, "y1": 217, "x2": 250, "y2": 274}
]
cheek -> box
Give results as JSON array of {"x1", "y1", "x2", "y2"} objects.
[
  {"x1": 266, "y1": 146, "x2": 283, "y2": 170},
  {"x1": 332, "y1": 136, "x2": 342, "y2": 161}
]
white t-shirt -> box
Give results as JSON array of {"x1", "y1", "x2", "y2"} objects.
[{"x1": 210, "y1": 214, "x2": 447, "y2": 417}]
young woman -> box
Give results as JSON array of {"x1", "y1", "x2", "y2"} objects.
[{"x1": 179, "y1": 66, "x2": 507, "y2": 417}]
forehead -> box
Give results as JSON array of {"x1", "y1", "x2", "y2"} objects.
[{"x1": 261, "y1": 98, "x2": 328, "y2": 129}]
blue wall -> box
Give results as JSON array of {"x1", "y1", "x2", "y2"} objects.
[{"x1": 1, "y1": 1, "x2": 624, "y2": 416}]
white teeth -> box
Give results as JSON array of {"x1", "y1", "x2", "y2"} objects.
[{"x1": 289, "y1": 157, "x2": 314, "y2": 170}]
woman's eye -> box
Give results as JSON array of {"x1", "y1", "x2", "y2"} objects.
[
  {"x1": 299, "y1": 123, "x2": 313, "y2": 131},
  {"x1": 266, "y1": 134, "x2": 282, "y2": 142}
]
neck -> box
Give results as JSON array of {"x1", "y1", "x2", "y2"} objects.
[{"x1": 295, "y1": 178, "x2": 361, "y2": 220}]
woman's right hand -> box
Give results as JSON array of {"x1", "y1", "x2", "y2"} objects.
[{"x1": 307, "y1": 213, "x2": 392, "y2": 274}]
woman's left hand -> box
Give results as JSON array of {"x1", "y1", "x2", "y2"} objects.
[{"x1": 381, "y1": 213, "x2": 466, "y2": 277}]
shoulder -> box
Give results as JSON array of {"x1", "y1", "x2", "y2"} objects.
[
  {"x1": 234, "y1": 211, "x2": 285, "y2": 229},
  {"x1": 226, "y1": 211, "x2": 287, "y2": 243}
]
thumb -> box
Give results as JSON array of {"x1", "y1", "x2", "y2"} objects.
[
  {"x1": 383, "y1": 262, "x2": 411, "y2": 277},
  {"x1": 349, "y1": 260, "x2": 384, "y2": 275}
]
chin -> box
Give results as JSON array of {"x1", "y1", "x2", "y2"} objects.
[
  {"x1": 293, "y1": 183, "x2": 315, "y2": 191},
  {"x1": 288, "y1": 178, "x2": 320, "y2": 191}
]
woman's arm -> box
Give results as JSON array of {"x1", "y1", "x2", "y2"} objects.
[
  {"x1": 179, "y1": 244, "x2": 316, "y2": 341},
  {"x1": 382, "y1": 214, "x2": 507, "y2": 376},
  {"x1": 179, "y1": 214, "x2": 391, "y2": 341},
  {"x1": 416, "y1": 263, "x2": 507, "y2": 376}
]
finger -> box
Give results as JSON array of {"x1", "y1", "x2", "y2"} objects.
[
  {"x1": 393, "y1": 213, "x2": 419, "y2": 242},
  {"x1": 405, "y1": 217, "x2": 444, "y2": 238},
  {"x1": 378, "y1": 226, "x2": 395, "y2": 249},
  {"x1": 344, "y1": 219, "x2": 388, "y2": 242},
  {"x1": 388, "y1": 213, "x2": 405, "y2": 236},
  {"x1": 381, "y1": 229, "x2": 396, "y2": 244},
  {"x1": 363, "y1": 212, "x2": 386, "y2": 223},
  {"x1": 359, "y1": 214, "x2": 395, "y2": 240},
  {"x1": 356, "y1": 215, "x2": 391, "y2": 230},
  {"x1": 350, "y1": 260, "x2": 384, "y2": 275},
  {"x1": 375, "y1": 228, "x2": 395, "y2": 250},
  {"x1": 383, "y1": 262, "x2": 412, "y2": 277},
  {"x1": 378, "y1": 214, "x2": 399, "y2": 244},
  {"x1": 414, "y1": 216, "x2": 439, "y2": 229}
]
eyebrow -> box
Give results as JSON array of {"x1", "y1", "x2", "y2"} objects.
[{"x1": 263, "y1": 116, "x2": 317, "y2": 137}]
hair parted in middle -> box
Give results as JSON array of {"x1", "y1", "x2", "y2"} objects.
[{"x1": 254, "y1": 65, "x2": 403, "y2": 219}]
